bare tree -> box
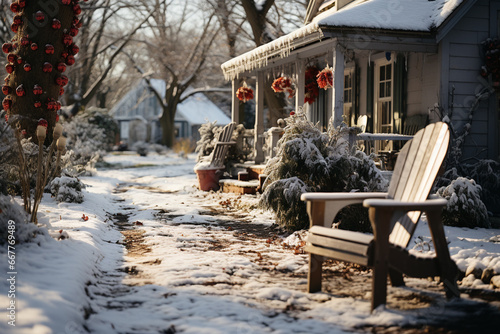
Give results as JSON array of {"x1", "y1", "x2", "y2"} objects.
[
  {"x1": 63, "y1": 0, "x2": 152, "y2": 113},
  {"x1": 121, "y1": 0, "x2": 223, "y2": 148}
]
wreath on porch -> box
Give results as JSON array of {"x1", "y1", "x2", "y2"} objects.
[
  {"x1": 236, "y1": 82, "x2": 254, "y2": 103},
  {"x1": 271, "y1": 76, "x2": 295, "y2": 98},
  {"x1": 316, "y1": 65, "x2": 334, "y2": 90},
  {"x1": 304, "y1": 66, "x2": 319, "y2": 104},
  {"x1": 481, "y1": 37, "x2": 500, "y2": 89}
]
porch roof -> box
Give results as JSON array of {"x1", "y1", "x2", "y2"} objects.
[{"x1": 221, "y1": 0, "x2": 468, "y2": 80}]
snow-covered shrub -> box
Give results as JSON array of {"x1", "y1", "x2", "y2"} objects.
[
  {"x1": 437, "y1": 177, "x2": 490, "y2": 228},
  {"x1": 260, "y1": 111, "x2": 387, "y2": 231},
  {"x1": 63, "y1": 108, "x2": 118, "y2": 167},
  {"x1": 195, "y1": 121, "x2": 220, "y2": 162},
  {"x1": 49, "y1": 176, "x2": 85, "y2": 203},
  {"x1": 436, "y1": 160, "x2": 500, "y2": 216},
  {"x1": 0, "y1": 195, "x2": 48, "y2": 246}
]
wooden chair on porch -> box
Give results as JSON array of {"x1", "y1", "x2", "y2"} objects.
[
  {"x1": 301, "y1": 122, "x2": 460, "y2": 311},
  {"x1": 208, "y1": 122, "x2": 236, "y2": 169}
]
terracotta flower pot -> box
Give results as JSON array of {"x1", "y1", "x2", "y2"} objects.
[{"x1": 195, "y1": 168, "x2": 223, "y2": 191}]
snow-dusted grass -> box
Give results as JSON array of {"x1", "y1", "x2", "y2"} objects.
[{"x1": 1, "y1": 151, "x2": 499, "y2": 334}]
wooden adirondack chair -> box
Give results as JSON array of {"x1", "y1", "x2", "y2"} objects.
[
  {"x1": 301, "y1": 122, "x2": 460, "y2": 311},
  {"x1": 208, "y1": 122, "x2": 236, "y2": 168}
]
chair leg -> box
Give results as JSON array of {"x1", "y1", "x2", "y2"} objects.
[
  {"x1": 308, "y1": 253, "x2": 323, "y2": 293},
  {"x1": 426, "y1": 210, "x2": 460, "y2": 299},
  {"x1": 371, "y1": 262, "x2": 388, "y2": 310},
  {"x1": 389, "y1": 268, "x2": 405, "y2": 287}
]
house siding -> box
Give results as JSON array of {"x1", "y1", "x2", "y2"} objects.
[{"x1": 440, "y1": 0, "x2": 497, "y2": 161}]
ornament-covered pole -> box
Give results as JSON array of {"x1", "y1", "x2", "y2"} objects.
[{"x1": 2, "y1": 0, "x2": 83, "y2": 144}]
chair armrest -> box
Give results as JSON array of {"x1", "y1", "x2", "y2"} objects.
[
  {"x1": 301, "y1": 192, "x2": 387, "y2": 202},
  {"x1": 363, "y1": 198, "x2": 447, "y2": 212},
  {"x1": 215, "y1": 141, "x2": 236, "y2": 146},
  {"x1": 301, "y1": 192, "x2": 388, "y2": 228}
]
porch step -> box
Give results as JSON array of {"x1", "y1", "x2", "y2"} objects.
[{"x1": 219, "y1": 179, "x2": 260, "y2": 195}]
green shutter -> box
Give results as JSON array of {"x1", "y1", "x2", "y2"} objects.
[
  {"x1": 366, "y1": 61, "x2": 374, "y2": 133},
  {"x1": 393, "y1": 53, "x2": 407, "y2": 135}
]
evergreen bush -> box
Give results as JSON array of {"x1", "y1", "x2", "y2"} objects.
[{"x1": 260, "y1": 111, "x2": 387, "y2": 231}]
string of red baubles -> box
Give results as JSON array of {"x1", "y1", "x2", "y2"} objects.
[{"x1": 2, "y1": 0, "x2": 86, "y2": 120}]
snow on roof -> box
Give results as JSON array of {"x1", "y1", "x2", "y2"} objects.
[
  {"x1": 315, "y1": 0, "x2": 464, "y2": 31},
  {"x1": 221, "y1": 0, "x2": 465, "y2": 80},
  {"x1": 176, "y1": 92, "x2": 231, "y2": 126}
]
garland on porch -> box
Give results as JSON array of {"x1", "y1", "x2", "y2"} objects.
[
  {"x1": 236, "y1": 82, "x2": 254, "y2": 103},
  {"x1": 304, "y1": 66, "x2": 319, "y2": 104}
]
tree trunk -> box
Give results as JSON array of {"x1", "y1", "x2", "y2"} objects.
[
  {"x1": 159, "y1": 105, "x2": 176, "y2": 148},
  {"x1": 3, "y1": 1, "x2": 78, "y2": 144}
]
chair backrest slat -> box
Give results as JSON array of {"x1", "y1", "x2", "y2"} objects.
[{"x1": 387, "y1": 122, "x2": 450, "y2": 247}]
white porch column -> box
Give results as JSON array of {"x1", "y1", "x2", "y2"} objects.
[
  {"x1": 231, "y1": 79, "x2": 240, "y2": 124},
  {"x1": 332, "y1": 44, "x2": 345, "y2": 128},
  {"x1": 295, "y1": 60, "x2": 305, "y2": 111},
  {"x1": 254, "y1": 72, "x2": 265, "y2": 163}
]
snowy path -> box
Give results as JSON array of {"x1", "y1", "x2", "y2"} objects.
[{"x1": 2, "y1": 152, "x2": 500, "y2": 334}]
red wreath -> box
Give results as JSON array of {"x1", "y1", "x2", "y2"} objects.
[
  {"x1": 271, "y1": 76, "x2": 295, "y2": 98},
  {"x1": 236, "y1": 83, "x2": 254, "y2": 103},
  {"x1": 317, "y1": 65, "x2": 333, "y2": 90},
  {"x1": 304, "y1": 66, "x2": 319, "y2": 104}
]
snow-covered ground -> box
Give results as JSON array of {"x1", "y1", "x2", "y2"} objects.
[{"x1": 1, "y1": 151, "x2": 500, "y2": 334}]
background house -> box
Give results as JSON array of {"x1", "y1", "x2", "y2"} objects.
[
  {"x1": 111, "y1": 79, "x2": 231, "y2": 145},
  {"x1": 221, "y1": 0, "x2": 500, "y2": 163}
]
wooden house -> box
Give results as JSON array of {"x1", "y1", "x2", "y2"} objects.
[
  {"x1": 221, "y1": 0, "x2": 500, "y2": 163},
  {"x1": 111, "y1": 79, "x2": 231, "y2": 144}
]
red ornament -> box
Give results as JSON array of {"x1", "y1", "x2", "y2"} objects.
[
  {"x1": 65, "y1": 55, "x2": 75, "y2": 66},
  {"x1": 290, "y1": 111, "x2": 296, "y2": 116},
  {"x1": 59, "y1": 87, "x2": 65, "y2": 95},
  {"x1": 21, "y1": 37, "x2": 29, "y2": 46},
  {"x1": 47, "y1": 99, "x2": 56, "y2": 110},
  {"x1": 61, "y1": 51, "x2": 69, "y2": 59},
  {"x1": 73, "y1": 4, "x2": 82, "y2": 15},
  {"x1": 38, "y1": 119, "x2": 48, "y2": 128},
  {"x1": 304, "y1": 66, "x2": 320, "y2": 104},
  {"x1": 316, "y1": 66, "x2": 334, "y2": 90},
  {"x1": 56, "y1": 62, "x2": 67, "y2": 72},
  {"x1": 34, "y1": 101, "x2": 42, "y2": 108},
  {"x1": 10, "y1": 2, "x2": 20, "y2": 13},
  {"x1": 55, "y1": 114, "x2": 60, "y2": 122},
  {"x1": 63, "y1": 34, "x2": 73, "y2": 45},
  {"x1": 13, "y1": 15, "x2": 23, "y2": 25},
  {"x1": 52, "y1": 19, "x2": 62, "y2": 30},
  {"x1": 11, "y1": 23, "x2": 19, "y2": 33},
  {"x1": 23, "y1": 63, "x2": 32, "y2": 72},
  {"x1": 2, "y1": 97, "x2": 12, "y2": 110},
  {"x1": 62, "y1": 0, "x2": 71, "y2": 4},
  {"x1": 2, "y1": 43, "x2": 13, "y2": 54},
  {"x1": 56, "y1": 75, "x2": 69, "y2": 86},
  {"x1": 31, "y1": 43, "x2": 38, "y2": 51},
  {"x1": 18, "y1": 0, "x2": 26, "y2": 8},
  {"x1": 35, "y1": 11, "x2": 45, "y2": 22},
  {"x1": 33, "y1": 84, "x2": 43, "y2": 95},
  {"x1": 70, "y1": 44, "x2": 79, "y2": 55},
  {"x1": 16, "y1": 57, "x2": 23, "y2": 64},
  {"x1": 5, "y1": 64, "x2": 14, "y2": 74},
  {"x1": 69, "y1": 27, "x2": 79, "y2": 37},
  {"x1": 45, "y1": 44, "x2": 55, "y2": 55},
  {"x1": 73, "y1": 17, "x2": 82, "y2": 28},
  {"x1": 42, "y1": 62, "x2": 53, "y2": 73},
  {"x1": 7, "y1": 54, "x2": 17, "y2": 63},
  {"x1": 2, "y1": 85, "x2": 11, "y2": 95},
  {"x1": 16, "y1": 84, "x2": 25, "y2": 97},
  {"x1": 236, "y1": 83, "x2": 254, "y2": 103}
]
